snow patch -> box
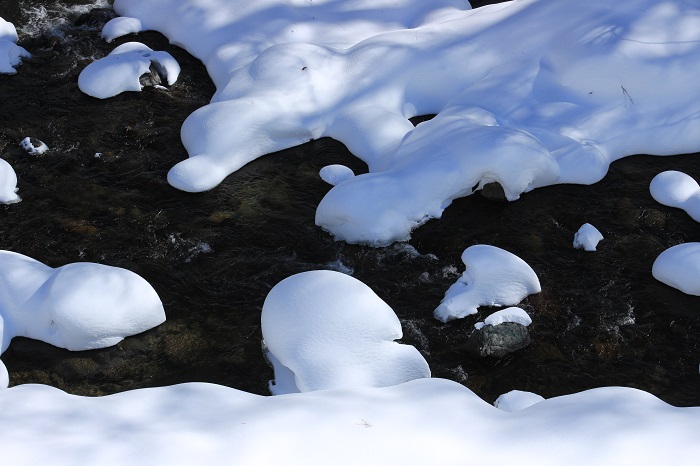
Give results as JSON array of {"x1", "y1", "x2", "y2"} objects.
[
  {"x1": 434, "y1": 245, "x2": 541, "y2": 322},
  {"x1": 0, "y1": 158, "x2": 20, "y2": 204},
  {"x1": 261, "y1": 270, "x2": 430, "y2": 394},
  {"x1": 573, "y1": 223, "x2": 604, "y2": 251},
  {"x1": 20, "y1": 137, "x2": 48, "y2": 155},
  {"x1": 650, "y1": 171, "x2": 700, "y2": 222},
  {"x1": 474, "y1": 307, "x2": 532, "y2": 330},
  {"x1": 0, "y1": 17, "x2": 30, "y2": 74},
  {"x1": 652, "y1": 243, "x2": 700, "y2": 296}
]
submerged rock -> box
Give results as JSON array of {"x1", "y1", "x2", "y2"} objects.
[{"x1": 466, "y1": 322, "x2": 531, "y2": 358}]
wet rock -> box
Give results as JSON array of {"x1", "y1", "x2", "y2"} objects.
[
  {"x1": 479, "y1": 181, "x2": 507, "y2": 201},
  {"x1": 466, "y1": 322, "x2": 531, "y2": 357},
  {"x1": 139, "y1": 62, "x2": 164, "y2": 88}
]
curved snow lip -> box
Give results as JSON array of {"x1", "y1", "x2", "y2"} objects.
[{"x1": 78, "y1": 42, "x2": 180, "y2": 99}]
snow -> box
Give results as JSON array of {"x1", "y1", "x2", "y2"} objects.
[
  {"x1": 434, "y1": 245, "x2": 541, "y2": 322},
  {"x1": 0, "y1": 251, "x2": 166, "y2": 385},
  {"x1": 652, "y1": 243, "x2": 700, "y2": 296},
  {"x1": 261, "y1": 270, "x2": 430, "y2": 394},
  {"x1": 0, "y1": 158, "x2": 21, "y2": 204},
  {"x1": 1, "y1": 379, "x2": 699, "y2": 465},
  {"x1": 573, "y1": 223, "x2": 604, "y2": 251},
  {"x1": 650, "y1": 171, "x2": 700, "y2": 222},
  {"x1": 0, "y1": 17, "x2": 30, "y2": 74},
  {"x1": 107, "y1": 0, "x2": 700, "y2": 246},
  {"x1": 20, "y1": 137, "x2": 48, "y2": 155},
  {"x1": 474, "y1": 306, "x2": 532, "y2": 330},
  {"x1": 78, "y1": 42, "x2": 180, "y2": 99},
  {"x1": 494, "y1": 389, "x2": 545, "y2": 412},
  {"x1": 102, "y1": 16, "x2": 143, "y2": 43},
  {"x1": 319, "y1": 164, "x2": 355, "y2": 186}
]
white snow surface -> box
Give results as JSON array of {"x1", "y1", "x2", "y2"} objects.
[
  {"x1": 652, "y1": 243, "x2": 700, "y2": 296},
  {"x1": 78, "y1": 42, "x2": 180, "y2": 99},
  {"x1": 474, "y1": 306, "x2": 532, "y2": 330},
  {"x1": 650, "y1": 171, "x2": 700, "y2": 222},
  {"x1": 0, "y1": 17, "x2": 30, "y2": 74},
  {"x1": 573, "y1": 223, "x2": 604, "y2": 251},
  {"x1": 0, "y1": 250, "x2": 166, "y2": 355},
  {"x1": 1, "y1": 378, "x2": 699, "y2": 465},
  {"x1": 494, "y1": 389, "x2": 545, "y2": 412},
  {"x1": 0, "y1": 158, "x2": 20, "y2": 204},
  {"x1": 319, "y1": 164, "x2": 355, "y2": 186},
  {"x1": 261, "y1": 270, "x2": 430, "y2": 394},
  {"x1": 101, "y1": 16, "x2": 142, "y2": 43},
  {"x1": 434, "y1": 245, "x2": 541, "y2": 322},
  {"x1": 108, "y1": 0, "x2": 700, "y2": 245}
]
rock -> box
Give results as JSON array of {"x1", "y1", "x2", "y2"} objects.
[
  {"x1": 466, "y1": 321, "x2": 531, "y2": 357},
  {"x1": 479, "y1": 181, "x2": 507, "y2": 201},
  {"x1": 139, "y1": 62, "x2": 164, "y2": 87}
]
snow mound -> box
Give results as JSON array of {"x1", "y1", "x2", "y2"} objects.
[
  {"x1": 434, "y1": 245, "x2": 541, "y2": 322},
  {"x1": 1, "y1": 379, "x2": 699, "y2": 465},
  {"x1": 108, "y1": 0, "x2": 700, "y2": 245},
  {"x1": 0, "y1": 17, "x2": 30, "y2": 74},
  {"x1": 474, "y1": 307, "x2": 532, "y2": 330},
  {"x1": 652, "y1": 243, "x2": 700, "y2": 296},
  {"x1": 650, "y1": 171, "x2": 700, "y2": 222},
  {"x1": 0, "y1": 250, "x2": 165, "y2": 355},
  {"x1": 102, "y1": 16, "x2": 142, "y2": 43},
  {"x1": 573, "y1": 223, "x2": 604, "y2": 251},
  {"x1": 0, "y1": 158, "x2": 20, "y2": 204},
  {"x1": 319, "y1": 164, "x2": 354, "y2": 186},
  {"x1": 261, "y1": 270, "x2": 430, "y2": 394},
  {"x1": 78, "y1": 42, "x2": 180, "y2": 99},
  {"x1": 494, "y1": 389, "x2": 545, "y2": 412}
]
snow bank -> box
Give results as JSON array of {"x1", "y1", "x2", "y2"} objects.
[
  {"x1": 0, "y1": 250, "x2": 165, "y2": 355},
  {"x1": 474, "y1": 307, "x2": 532, "y2": 330},
  {"x1": 0, "y1": 158, "x2": 20, "y2": 204},
  {"x1": 261, "y1": 270, "x2": 430, "y2": 394},
  {"x1": 494, "y1": 389, "x2": 545, "y2": 412},
  {"x1": 79, "y1": 42, "x2": 180, "y2": 99},
  {"x1": 652, "y1": 243, "x2": 700, "y2": 296},
  {"x1": 107, "y1": 0, "x2": 700, "y2": 245},
  {"x1": 0, "y1": 17, "x2": 30, "y2": 74},
  {"x1": 1, "y1": 378, "x2": 699, "y2": 465},
  {"x1": 573, "y1": 223, "x2": 604, "y2": 251},
  {"x1": 434, "y1": 245, "x2": 540, "y2": 322},
  {"x1": 319, "y1": 164, "x2": 355, "y2": 186},
  {"x1": 650, "y1": 171, "x2": 700, "y2": 222}
]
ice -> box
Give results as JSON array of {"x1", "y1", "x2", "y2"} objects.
[
  {"x1": 474, "y1": 307, "x2": 532, "y2": 330},
  {"x1": 652, "y1": 243, "x2": 700, "y2": 296},
  {"x1": 573, "y1": 223, "x2": 604, "y2": 251},
  {"x1": 105, "y1": 0, "x2": 700, "y2": 245},
  {"x1": 650, "y1": 171, "x2": 700, "y2": 222},
  {"x1": 0, "y1": 250, "x2": 166, "y2": 386},
  {"x1": 0, "y1": 158, "x2": 20, "y2": 204},
  {"x1": 1, "y1": 379, "x2": 699, "y2": 464},
  {"x1": 494, "y1": 389, "x2": 545, "y2": 412},
  {"x1": 434, "y1": 245, "x2": 541, "y2": 322},
  {"x1": 0, "y1": 17, "x2": 30, "y2": 74},
  {"x1": 78, "y1": 42, "x2": 180, "y2": 99},
  {"x1": 261, "y1": 270, "x2": 430, "y2": 394}
]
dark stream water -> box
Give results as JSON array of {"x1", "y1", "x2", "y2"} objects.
[{"x1": 1, "y1": 0, "x2": 699, "y2": 406}]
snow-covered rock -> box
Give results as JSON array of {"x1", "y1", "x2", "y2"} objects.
[
  {"x1": 650, "y1": 171, "x2": 700, "y2": 222},
  {"x1": 474, "y1": 307, "x2": 532, "y2": 330},
  {"x1": 434, "y1": 245, "x2": 541, "y2": 322},
  {"x1": 101, "y1": 16, "x2": 142, "y2": 43},
  {"x1": 0, "y1": 17, "x2": 30, "y2": 74},
  {"x1": 107, "y1": 0, "x2": 700, "y2": 245},
  {"x1": 494, "y1": 389, "x2": 545, "y2": 412},
  {"x1": 0, "y1": 158, "x2": 20, "y2": 204},
  {"x1": 78, "y1": 42, "x2": 180, "y2": 99},
  {"x1": 573, "y1": 223, "x2": 604, "y2": 251},
  {"x1": 0, "y1": 250, "x2": 166, "y2": 354},
  {"x1": 261, "y1": 270, "x2": 430, "y2": 394},
  {"x1": 1, "y1": 379, "x2": 699, "y2": 465},
  {"x1": 319, "y1": 164, "x2": 354, "y2": 186},
  {"x1": 652, "y1": 243, "x2": 700, "y2": 296},
  {"x1": 20, "y1": 137, "x2": 48, "y2": 155}
]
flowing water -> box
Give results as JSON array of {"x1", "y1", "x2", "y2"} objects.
[{"x1": 1, "y1": 0, "x2": 699, "y2": 405}]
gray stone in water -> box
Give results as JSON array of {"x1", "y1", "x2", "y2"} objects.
[
  {"x1": 466, "y1": 322, "x2": 531, "y2": 357},
  {"x1": 139, "y1": 62, "x2": 164, "y2": 88},
  {"x1": 479, "y1": 181, "x2": 507, "y2": 201}
]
